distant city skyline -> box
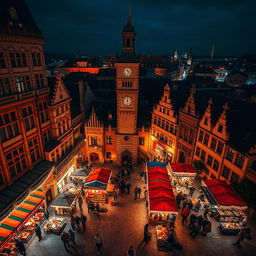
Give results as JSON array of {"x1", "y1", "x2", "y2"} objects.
[{"x1": 27, "y1": 0, "x2": 256, "y2": 56}]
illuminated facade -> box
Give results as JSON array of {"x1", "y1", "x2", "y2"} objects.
[{"x1": 0, "y1": 0, "x2": 85, "y2": 217}]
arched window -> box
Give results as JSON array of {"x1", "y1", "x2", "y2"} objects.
[{"x1": 126, "y1": 38, "x2": 131, "y2": 47}]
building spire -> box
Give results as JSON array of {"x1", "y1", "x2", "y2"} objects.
[{"x1": 128, "y1": 7, "x2": 131, "y2": 23}]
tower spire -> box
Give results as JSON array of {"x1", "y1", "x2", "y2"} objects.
[{"x1": 128, "y1": 7, "x2": 131, "y2": 23}]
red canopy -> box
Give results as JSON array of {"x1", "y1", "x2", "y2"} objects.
[
  {"x1": 169, "y1": 163, "x2": 196, "y2": 174},
  {"x1": 148, "y1": 181, "x2": 172, "y2": 190},
  {"x1": 204, "y1": 179, "x2": 247, "y2": 208},
  {"x1": 147, "y1": 167, "x2": 167, "y2": 174},
  {"x1": 148, "y1": 172, "x2": 170, "y2": 182},
  {"x1": 85, "y1": 168, "x2": 111, "y2": 184},
  {"x1": 150, "y1": 197, "x2": 177, "y2": 213}
]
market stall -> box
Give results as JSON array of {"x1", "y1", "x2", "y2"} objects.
[
  {"x1": 202, "y1": 179, "x2": 247, "y2": 235},
  {"x1": 168, "y1": 163, "x2": 197, "y2": 194},
  {"x1": 0, "y1": 189, "x2": 45, "y2": 254},
  {"x1": 146, "y1": 162, "x2": 178, "y2": 225},
  {"x1": 50, "y1": 187, "x2": 79, "y2": 216},
  {"x1": 43, "y1": 217, "x2": 67, "y2": 235},
  {"x1": 84, "y1": 168, "x2": 111, "y2": 204},
  {"x1": 71, "y1": 168, "x2": 90, "y2": 184}
]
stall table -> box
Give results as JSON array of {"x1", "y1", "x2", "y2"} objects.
[
  {"x1": 220, "y1": 222, "x2": 241, "y2": 235},
  {"x1": 43, "y1": 217, "x2": 67, "y2": 235}
]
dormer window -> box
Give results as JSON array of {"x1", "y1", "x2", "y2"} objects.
[
  {"x1": 9, "y1": 7, "x2": 18, "y2": 20},
  {"x1": 204, "y1": 117, "x2": 208, "y2": 125},
  {"x1": 218, "y1": 124, "x2": 223, "y2": 133}
]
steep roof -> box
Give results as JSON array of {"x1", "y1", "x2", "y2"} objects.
[{"x1": 0, "y1": 0, "x2": 43, "y2": 38}]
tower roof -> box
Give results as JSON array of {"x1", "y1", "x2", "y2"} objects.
[{"x1": 122, "y1": 12, "x2": 135, "y2": 32}]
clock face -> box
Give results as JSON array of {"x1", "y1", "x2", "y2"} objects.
[
  {"x1": 123, "y1": 67, "x2": 132, "y2": 77},
  {"x1": 123, "y1": 96, "x2": 132, "y2": 106}
]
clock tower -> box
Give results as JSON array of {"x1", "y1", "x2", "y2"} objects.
[{"x1": 115, "y1": 13, "x2": 140, "y2": 164}]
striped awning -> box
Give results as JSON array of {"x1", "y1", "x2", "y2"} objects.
[{"x1": 0, "y1": 189, "x2": 44, "y2": 247}]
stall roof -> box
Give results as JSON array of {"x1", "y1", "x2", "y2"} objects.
[
  {"x1": 147, "y1": 161, "x2": 166, "y2": 168},
  {"x1": 149, "y1": 197, "x2": 178, "y2": 213},
  {"x1": 169, "y1": 163, "x2": 196, "y2": 175},
  {"x1": 50, "y1": 191, "x2": 77, "y2": 208},
  {"x1": 71, "y1": 168, "x2": 90, "y2": 177},
  {"x1": 148, "y1": 181, "x2": 172, "y2": 190},
  {"x1": 84, "y1": 168, "x2": 111, "y2": 188},
  {"x1": 147, "y1": 166, "x2": 168, "y2": 174},
  {"x1": 148, "y1": 172, "x2": 170, "y2": 183},
  {"x1": 203, "y1": 179, "x2": 247, "y2": 208},
  {"x1": 0, "y1": 189, "x2": 44, "y2": 248}
]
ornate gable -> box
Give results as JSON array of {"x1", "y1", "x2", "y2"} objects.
[
  {"x1": 183, "y1": 86, "x2": 196, "y2": 117},
  {"x1": 50, "y1": 75, "x2": 71, "y2": 105},
  {"x1": 212, "y1": 102, "x2": 229, "y2": 141},
  {"x1": 200, "y1": 98, "x2": 213, "y2": 131},
  {"x1": 85, "y1": 108, "x2": 103, "y2": 128}
]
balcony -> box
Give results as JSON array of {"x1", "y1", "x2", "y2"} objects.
[
  {"x1": 54, "y1": 137, "x2": 85, "y2": 176},
  {"x1": 245, "y1": 168, "x2": 256, "y2": 183}
]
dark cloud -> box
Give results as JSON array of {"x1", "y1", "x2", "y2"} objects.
[{"x1": 26, "y1": 0, "x2": 256, "y2": 56}]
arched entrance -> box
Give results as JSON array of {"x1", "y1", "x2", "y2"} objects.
[
  {"x1": 121, "y1": 150, "x2": 132, "y2": 166},
  {"x1": 90, "y1": 152, "x2": 99, "y2": 163},
  {"x1": 179, "y1": 151, "x2": 185, "y2": 163}
]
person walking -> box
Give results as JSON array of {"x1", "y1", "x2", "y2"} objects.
[
  {"x1": 143, "y1": 224, "x2": 151, "y2": 243},
  {"x1": 114, "y1": 191, "x2": 118, "y2": 201},
  {"x1": 68, "y1": 229, "x2": 76, "y2": 246},
  {"x1": 71, "y1": 215, "x2": 76, "y2": 231},
  {"x1": 75, "y1": 215, "x2": 81, "y2": 231},
  {"x1": 188, "y1": 213, "x2": 196, "y2": 229},
  {"x1": 194, "y1": 200, "x2": 201, "y2": 212},
  {"x1": 134, "y1": 186, "x2": 138, "y2": 200},
  {"x1": 137, "y1": 187, "x2": 142, "y2": 199},
  {"x1": 233, "y1": 228, "x2": 246, "y2": 248},
  {"x1": 81, "y1": 213, "x2": 87, "y2": 231},
  {"x1": 190, "y1": 220, "x2": 200, "y2": 238},
  {"x1": 127, "y1": 245, "x2": 136, "y2": 256},
  {"x1": 78, "y1": 196, "x2": 83, "y2": 210},
  {"x1": 60, "y1": 231, "x2": 70, "y2": 252},
  {"x1": 182, "y1": 206, "x2": 190, "y2": 225},
  {"x1": 15, "y1": 240, "x2": 26, "y2": 256},
  {"x1": 189, "y1": 187, "x2": 195, "y2": 197},
  {"x1": 94, "y1": 233, "x2": 103, "y2": 253},
  {"x1": 126, "y1": 183, "x2": 131, "y2": 194},
  {"x1": 202, "y1": 218, "x2": 212, "y2": 236},
  {"x1": 44, "y1": 209, "x2": 50, "y2": 220},
  {"x1": 35, "y1": 224, "x2": 42, "y2": 241}
]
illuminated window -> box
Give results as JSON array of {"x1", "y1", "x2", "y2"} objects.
[
  {"x1": 22, "y1": 106, "x2": 35, "y2": 131},
  {"x1": 0, "y1": 111, "x2": 20, "y2": 142},
  {"x1": 16, "y1": 76, "x2": 31, "y2": 92},
  {"x1": 106, "y1": 136, "x2": 112, "y2": 145}
]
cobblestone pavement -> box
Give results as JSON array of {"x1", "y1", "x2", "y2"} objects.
[{"x1": 26, "y1": 163, "x2": 256, "y2": 256}]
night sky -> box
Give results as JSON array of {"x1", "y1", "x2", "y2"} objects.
[{"x1": 26, "y1": 0, "x2": 255, "y2": 57}]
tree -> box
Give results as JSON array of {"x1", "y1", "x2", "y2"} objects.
[{"x1": 193, "y1": 159, "x2": 208, "y2": 174}]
